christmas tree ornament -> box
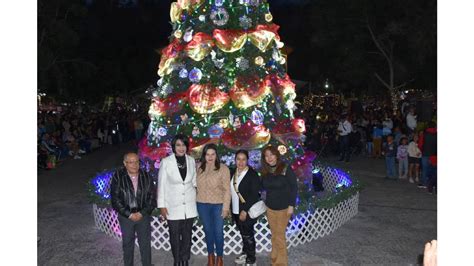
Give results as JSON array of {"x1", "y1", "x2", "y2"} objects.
[
  {"x1": 160, "y1": 84, "x2": 173, "y2": 96},
  {"x1": 230, "y1": 75, "x2": 269, "y2": 108},
  {"x1": 239, "y1": 0, "x2": 250, "y2": 5},
  {"x1": 179, "y1": 68, "x2": 189, "y2": 78},
  {"x1": 248, "y1": 28, "x2": 277, "y2": 52},
  {"x1": 183, "y1": 29, "x2": 194, "y2": 42},
  {"x1": 170, "y1": 2, "x2": 182, "y2": 23},
  {"x1": 254, "y1": 56, "x2": 264, "y2": 66},
  {"x1": 213, "y1": 57, "x2": 225, "y2": 69},
  {"x1": 199, "y1": 15, "x2": 206, "y2": 22},
  {"x1": 272, "y1": 49, "x2": 280, "y2": 61},
  {"x1": 215, "y1": 0, "x2": 225, "y2": 7},
  {"x1": 192, "y1": 125, "x2": 200, "y2": 137},
  {"x1": 213, "y1": 29, "x2": 246, "y2": 52},
  {"x1": 158, "y1": 127, "x2": 168, "y2": 136},
  {"x1": 248, "y1": 149, "x2": 262, "y2": 169},
  {"x1": 236, "y1": 57, "x2": 249, "y2": 70},
  {"x1": 228, "y1": 112, "x2": 235, "y2": 126},
  {"x1": 276, "y1": 40, "x2": 284, "y2": 48},
  {"x1": 188, "y1": 67, "x2": 203, "y2": 83},
  {"x1": 210, "y1": 7, "x2": 229, "y2": 26},
  {"x1": 152, "y1": 90, "x2": 159, "y2": 97},
  {"x1": 249, "y1": 0, "x2": 260, "y2": 6},
  {"x1": 187, "y1": 83, "x2": 230, "y2": 114},
  {"x1": 264, "y1": 74, "x2": 296, "y2": 103},
  {"x1": 222, "y1": 121, "x2": 270, "y2": 150},
  {"x1": 280, "y1": 57, "x2": 286, "y2": 64},
  {"x1": 180, "y1": 113, "x2": 189, "y2": 124},
  {"x1": 158, "y1": 39, "x2": 184, "y2": 76},
  {"x1": 272, "y1": 118, "x2": 306, "y2": 144},
  {"x1": 140, "y1": 140, "x2": 172, "y2": 161},
  {"x1": 233, "y1": 117, "x2": 241, "y2": 128},
  {"x1": 156, "y1": 78, "x2": 164, "y2": 87},
  {"x1": 265, "y1": 13, "x2": 273, "y2": 22},
  {"x1": 149, "y1": 92, "x2": 187, "y2": 118},
  {"x1": 278, "y1": 145, "x2": 288, "y2": 155},
  {"x1": 239, "y1": 15, "x2": 253, "y2": 30},
  {"x1": 185, "y1": 32, "x2": 214, "y2": 61},
  {"x1": 208, "y1": 124, "x2": 224, "y2": 138},
  {"x1": 251, "y1": 109, "x2": 264, "y2": 125},
  {"x1": 219, "y1": 118, "x2": 229, "y2": 128},
  {"x1": 174, "y1": 30, "x2": 183, "y2": 39}
]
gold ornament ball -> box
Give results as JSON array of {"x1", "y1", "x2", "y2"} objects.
[
  {"x1": 265, "y1": 13, "x2": 273, "y2": 22},
  {"x1": 219, "y1": 118, "x2": 229, "y2": 128},
  {"x1": 255, "y1": 56, "x2": 264, "y2": 66},
  {"x1": 174, "y1": 30, "x2": 183, "y2": 39}
]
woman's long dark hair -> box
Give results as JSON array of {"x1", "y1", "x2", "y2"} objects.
[
  {"x1": 199, "y1": 143, "x2": 220, "y2": 172},
  {"x1": 260, "y1": 145, "x2": 286, "y2": 176}
]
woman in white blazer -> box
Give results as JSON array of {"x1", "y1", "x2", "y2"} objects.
[{"x1": 157, "y1": 134, "x2": 197, "y2": 266}]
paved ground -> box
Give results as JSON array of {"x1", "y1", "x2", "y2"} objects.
[{"x1": 38, "y1": 142, "x2": 436, "y2": 265}]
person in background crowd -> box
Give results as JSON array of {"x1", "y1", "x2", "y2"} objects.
[
  {"x1": 393, "y1": 126, "x2": 403, "y2": 146},
  {"x1": 111, "y1": 152, "x2": 156, "y2": 266},
  {"x1": 397, "y1": 137, "x2": 409, "y2": 180},
  {"x1": 420, "y1": 122, "x2": 437, "y2": 189},
  {"x1": 365, "y1": 119, "x2": 374, "y2": 157},
  {"x1": 230, "y1": 150, "x2": 262, "y2": 265},
  {"x1": 157, "y1": 134, "x2": 197, "y2": 266},
  {"x1": 426, "y1": 155, "x2": 437, "y2": 195},
  {"x1": 337, "y1": 114, "x2": 353, "y2": 162},
  {"x1": 406, "y1": 107, "x2": 417, "y2": 137},
  {"x1": 373, "y1": 122, "x2": 384, "y2": 159},
  {"x1": 196, "y1": 144, "x2": 231, "y2": 266},
  {"x1": 260, "y1": 145, "x2": 298, "y2": 266},
  {"x1": 382, "y1": 135, "x2": 397, "y2": 179},
  {"x1": 382, "y1": 115, "x2": 393, "y2": 136},
  {"x1": 407, "y1": 134, "x2": 422, "y2": 184},
  {"x1": 134, "y1": 117, "x2": 144, "y2": 141}
]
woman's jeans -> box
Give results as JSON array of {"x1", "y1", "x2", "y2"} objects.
[{"x1": 197, "y1": 202, "x2": 224, "y2": 256}]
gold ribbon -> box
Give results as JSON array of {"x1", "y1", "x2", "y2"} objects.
[{"x1": 185, "y1": 32, "x2": 214, "y2": 61}]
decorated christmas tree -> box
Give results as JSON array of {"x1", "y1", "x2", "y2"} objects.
[{"x1": 140, "y1": 0, "x2": 314, "y2": 178}]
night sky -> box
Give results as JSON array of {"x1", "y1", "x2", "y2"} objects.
[{"x1": 38, "y1": 0, "x2": 436, "y2": 102}]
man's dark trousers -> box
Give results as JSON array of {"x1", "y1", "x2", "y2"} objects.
[
  {"x1": 118, "y1": 214, "x2": 152, "y2": 266},
  {"x1": 339, "y1": 135, "x2": 351, "y2": 162}
]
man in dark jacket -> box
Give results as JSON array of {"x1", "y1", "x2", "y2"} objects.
[{"x1": 111, "y1": 152, "x2": 156, "y2": 266}]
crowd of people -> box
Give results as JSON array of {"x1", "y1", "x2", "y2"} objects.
[
  {"x1": 304, "y1": 97, "x2": 437, "y2": 194},
  {"x1": 37, "y1": 103, "x2": 149, "y2": 170}
]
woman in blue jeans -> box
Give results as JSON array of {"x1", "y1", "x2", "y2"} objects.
[{"x1": 196, "y1": 144, "x2": 231, "y2": 266}]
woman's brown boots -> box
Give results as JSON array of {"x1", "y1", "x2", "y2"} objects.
[{"x1": 207, "y1": 254, "x2": 215, "y2": 266}]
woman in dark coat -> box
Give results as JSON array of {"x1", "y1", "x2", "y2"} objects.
[{"x1": 230, "y1": 150, "x2": 262, "y2": 265}]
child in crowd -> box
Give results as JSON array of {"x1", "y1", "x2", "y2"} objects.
[
  {"x1": 408, "y1": 134, "x2": 422, "y2": 183},
  {"x1": 382, "y1": 135, "x2": 397, "y2": 179},
  {"x1": 397, "y1": 137, "x2": 409, "y2": 179}
]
